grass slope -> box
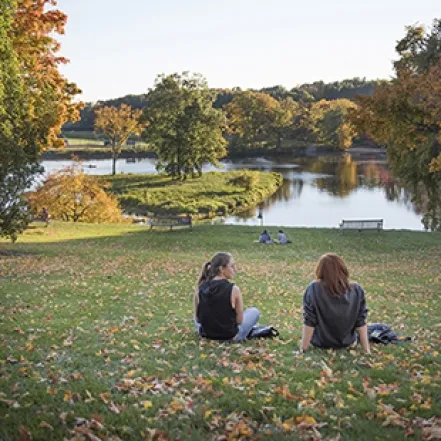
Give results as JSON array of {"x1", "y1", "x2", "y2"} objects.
[{"x1": 0, "y1": 223, "x2": 440, "y2": 441}]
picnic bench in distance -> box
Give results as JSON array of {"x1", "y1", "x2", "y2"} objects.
[
  {"x1": 149, "y1": 214, "x2": 192, "y2": 230},
  {"x1": 339, "y1": 219, "x2": 383, "y2": 232}
]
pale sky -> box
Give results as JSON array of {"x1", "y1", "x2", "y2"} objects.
[{"x1": 58, "y1": 0, "x2": 439, "y2": 102}]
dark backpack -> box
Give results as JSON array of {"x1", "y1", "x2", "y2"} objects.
[
  {"x1": 248, "y1": 325, "x2": 279, "y2": 339},
  {"x1": 367, "y1": 323, "x2": 411, "y2": 345}
]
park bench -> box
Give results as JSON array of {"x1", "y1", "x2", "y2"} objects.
[
  {"x1": 149, "y1": 215, "x2": 192, "y2": 230},
  {"x1": 339, "y1": 219, "x2": 383, "y2": 232}
]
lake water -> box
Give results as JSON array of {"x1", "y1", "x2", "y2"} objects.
[{"x1": 41, "y1": 155, "x2": 426, "y2": 230}]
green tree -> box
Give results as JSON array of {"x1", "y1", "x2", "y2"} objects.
[
  {"x1": 309, "y1": 99, "x2": 357, "y2": 149},
  {"x1": 272, "y1": 98, "x2": 303, "y2": 148},
  {"x1": 225, "y1": 91, "x2": 306, "y2": 150},
  {"x1": 143, "y1": 72, "x2": 227, "y2": 179},
  {"x1": 94, "y1": 104, "x2": 144, "y2": 175},
  {"x1": 394, "y1": 18, "x2": 441, "y2": 74}
]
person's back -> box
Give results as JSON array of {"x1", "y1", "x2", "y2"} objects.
[
  {"x1": 198, "y1": 279, "x2": 238, "y2": 340},
  {"x1": 300, "y1": 253, "x2": 370, "y2": 353},
  {"x1": 278, "y1": 231, "x2": 288, "y2": 245},
  {"x1": 303, "y1": 281, "x2": 367, "y2": 348},
  {"x1": 259, "y1": 230, "x2": 271, "y2": 243}
]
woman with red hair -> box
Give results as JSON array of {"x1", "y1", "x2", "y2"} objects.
[{"x1": 300, "y1": 253, "x2": 370, "y2": 353}]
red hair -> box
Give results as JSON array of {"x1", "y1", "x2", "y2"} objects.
[{"x1": 316, "y1": 253, "x2": 350, "y2": 297}]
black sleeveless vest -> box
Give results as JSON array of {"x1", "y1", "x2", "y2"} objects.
[{"x1": 197, "y1": 279, "x2": 238, "y2": 340}]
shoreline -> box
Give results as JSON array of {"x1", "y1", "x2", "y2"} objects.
[{"x1": 41, "y1": 144, "x2": 387, "y2": 161}]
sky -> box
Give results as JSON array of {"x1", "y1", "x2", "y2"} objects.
[{"x1": 58, "y1": 0, "x2": 440, "y2": 102}]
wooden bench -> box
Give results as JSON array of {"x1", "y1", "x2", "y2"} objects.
[
  {"x1": 339, "y1": 219, "x2": 383, "y2": 232},
  {"x1": 149, "y1": 215, "x2": 192, "y2": 230}
]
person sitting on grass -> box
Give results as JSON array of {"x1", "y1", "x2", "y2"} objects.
[
  {"x1": 258, "y1": 230, "x2": 272, "y2": 244},
  {"x1": 194, "y1": 252, "x2": 260, "y2": 342},
  {"x1": 277, "y1": 230, "x2": 291, "y2": 245},
  {"x1": 300, "y1": 253, "x2": 371, "y2": 354}
]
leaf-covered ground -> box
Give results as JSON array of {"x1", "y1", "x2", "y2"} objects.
[{"x1": 0, "y1": 223, "x2": 440, "y2": 441}]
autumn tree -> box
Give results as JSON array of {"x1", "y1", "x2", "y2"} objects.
[
  {"x1": 94, "y1": 104, "x2": 144, "y2": 175},
  {"x1": 0, "y1": 0, "x2": 35, "y2": 241},
  {"x1": 308, "y1": 99, "x2": 357, "y2": 149},
  {"x1": 0, "y1": 0, "x2": 81, "y2": 241},
  {"x1": 11, "y1": 0, "x2": 82, "y2": 149},
  {"x1": 225, "y1": 91, "x2": 305, "y2": 150},
  {"x1": 225, "y1": 91, "x2": 280, "y2": 147},
  {"x1": 143, "y1": 72, "x2": 227, "y2": 179},
  {"x1": 350, "y1": 18, "x2": 441, "y2": 229},
  {"x1": 28, "y1": 162, "x2": 124, "y2": 223},
  {"x1": 272, "y1": 98, "x2": 303, "y2": 148}
]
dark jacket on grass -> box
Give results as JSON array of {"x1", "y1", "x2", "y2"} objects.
[{"x1": 303, "y1": 281, "x2": 368, "y2": 349}]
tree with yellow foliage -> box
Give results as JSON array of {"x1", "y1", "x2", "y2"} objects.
[
  {"x1": 94, "y1": 104, "x2": 144, "y2": 175},
  {"x1": 309, "y1": 99, "x2": 357, "y2": 150}
]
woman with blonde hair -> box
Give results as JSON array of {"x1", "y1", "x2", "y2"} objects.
[
  {"x1": 194, "y1": 252, "x2": 260, "y2": 341},
  {"x1": 300, "y1": 253, "x2": 370, "y2": 353}
]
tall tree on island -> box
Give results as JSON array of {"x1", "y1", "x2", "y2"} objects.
[
  {"x1": 94, "y1": 104, "x2": 144, "y2": 175},
  {"x1": 143, "y1": 72, "x2": 227, "y2": 180},
  {"x1": 0, "y1": 0, "x2": 81, "y2": 241},
  {"x1": 350, "y1": 18, "x2": 441, "y2": 229}
]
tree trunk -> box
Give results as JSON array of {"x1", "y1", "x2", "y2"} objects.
[{"x1": 112, "y1": 156, "x2": 117, "y2": 175}]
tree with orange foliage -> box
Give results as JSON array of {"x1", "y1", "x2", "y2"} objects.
[
  {"x1": 11, "y1": 0, "x2": 82, "y2": 149},
  {"x1": 1, "y1": 0, "x2": 82, "y2": 241},
  {"x1": 350, "y1": 18, "x2": 441, "y2": 229},
  {"x1": 28, "y1": 162, "x2": 125, "y2": 223},
  {"x1": 94, "y1": 104, "x2": 144, "y2": 175}
]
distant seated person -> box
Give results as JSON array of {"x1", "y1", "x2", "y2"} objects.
[
  {"x1": 41, "y1": 207, "x2": 50, "y2": 226},
  {"x1": 258, "y1": 230, "x2": 272, "y2": 244},
  {"x1": 276, "y1": 230, "x2": 291, "y2": 245}
]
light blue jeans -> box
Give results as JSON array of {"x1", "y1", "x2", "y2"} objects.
[{"x1": 195, "y1": 307, "x2": 260, "y2": 342}]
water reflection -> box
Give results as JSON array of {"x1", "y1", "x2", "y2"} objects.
[
  {"x1": 222, "y1": 155, "x2": 434, "y2": 230},
  {"x1": 40, "y1": 154, "x2": 439, "y2": 230}
]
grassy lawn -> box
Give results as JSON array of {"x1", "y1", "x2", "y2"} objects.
[
  {"x1": 0, "y1": 223, "x2": 440, "y2": 441},
  {"x1": 104, "y1": 171, "x2": 283, "y2": 217}
]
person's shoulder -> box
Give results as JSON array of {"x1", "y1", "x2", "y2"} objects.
[
  {"x1": 305, "y1": 280, "x2": 321, "y2": 294},
  {"x1": 350, "y1": 282, "x2": 365, "y2": 295}
]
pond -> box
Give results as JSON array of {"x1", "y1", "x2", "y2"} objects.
[{"x1": 41, "y1": 154, "x2": 428, "y2": 230}]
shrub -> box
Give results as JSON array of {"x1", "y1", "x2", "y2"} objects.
[
  {"x1": 28, "y1": 163, "x2": 125, "y2": 223},
  {"x1": 227, "y1": 171, "x2": 259, "y2": 191}
]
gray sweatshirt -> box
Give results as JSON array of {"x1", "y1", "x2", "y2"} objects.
[{"x1": 303, "y1": 280, "x2": 368, "y2": 349}]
